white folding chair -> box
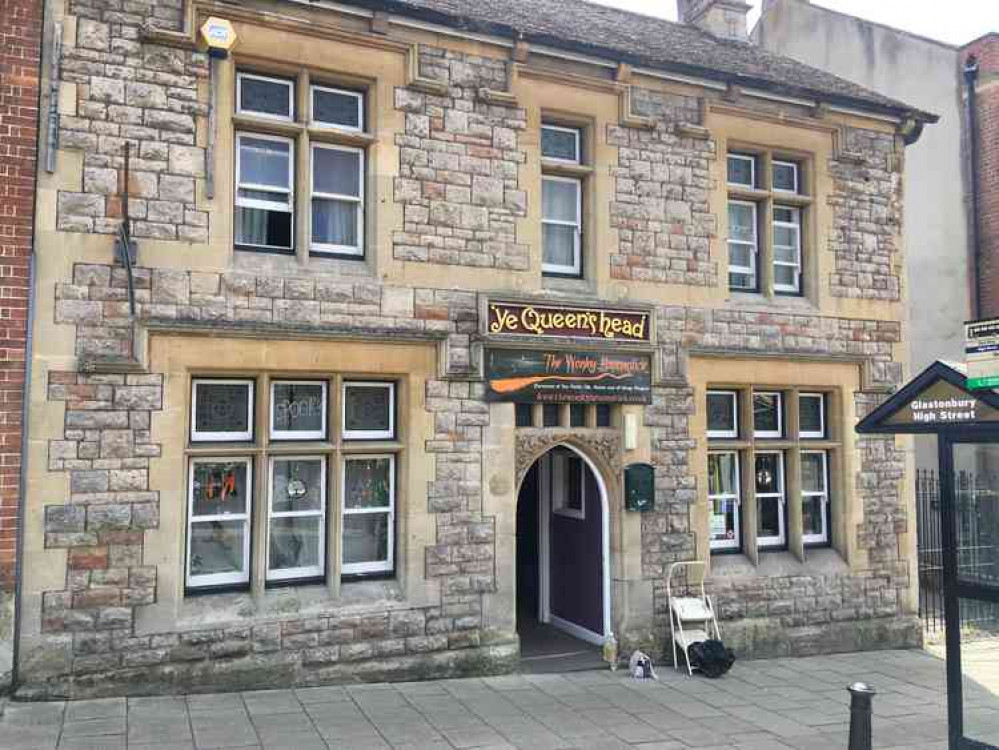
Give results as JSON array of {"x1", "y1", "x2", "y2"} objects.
[{"x1": 666, "y1": 561, "x2": 720, "y2": 675}]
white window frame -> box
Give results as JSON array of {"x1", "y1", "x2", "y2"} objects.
[
  {"x1": 708, "y1": 451, "x2": 741, "y2": 551},
  {"x1": 191, "y1": 379, "x2": 255, "y2": 443},
  {"x1": 773, "y1": 205, "x2": 802, "y2": 294},
  {"x1": 234, "y1": 132, "x2": 295, "y2": 251},
  {"x1": 772, "y1": 160, "x2": 800, "y2": 194},
  {"x1": 755, "y1": 450, "x2": 787, "y2": 549},
  {"x1": 310, "y1": 84, "x2": 364, "y2": 132},
  {"x1": 727, "y1": 153, "x2": 756, "y2": 188},
  {"x1": 753, "y1": 391, "x2": 783, "y2": 439},
  {"x1": 707, "y1": 390, "x2": 739, "y2": 439},
  {"x1": 801, "y1": 450, "x2": 830, "y2": 545},
  {"x1": 541, "y1": 174, "x2": 582, "y2": 276},
  {"x1": 799, "y1": 392, "x2": 826, "y2": 439},
  {"x1": 186, "y1": 456, "x2": 253, "y2": 589},
  {"x1": 310, "y1": 142, "x2": 365, "y2": 257},
  {"x1": 236, "y1": 72, "x2": 294, "y2": 122},
  {"x1": 341, "y1": 454, "x2": 396, "y2": 575},
  {"x1": 270, "y1": 380, "x2": 328, "y2": 441},
  {"x1": 550, "y1": 449, "x2": 586, "y2": 520},
  {"x1": 727, "y1": 199, "x2": 758, "y2": 291},
  {"x1": 541, "y1": 124, "x2": 581, "y2": 164},
  {"x1": 266, "y1": 455, "x2": 327, "y2": 582},
  {"x1": 341, "y1": 381, "x2": 395, "y2": 440}
]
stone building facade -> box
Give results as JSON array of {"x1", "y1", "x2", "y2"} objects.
[
  {"x1": 0, "y1": 0, "x2": 44, "y2": 686},
  {"x1": 17, "y1": 0, "x2": 934, "y2": 697}
]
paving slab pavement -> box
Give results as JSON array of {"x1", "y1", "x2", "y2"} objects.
[{"x1": 0, "y1": 648, "x2": 995, "y2": 750}]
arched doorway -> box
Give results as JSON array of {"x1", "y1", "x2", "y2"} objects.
[{"x1": 516, "y1": 444, "x2": 609, "y2": 666}]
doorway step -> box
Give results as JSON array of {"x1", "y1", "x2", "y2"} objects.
[{"x1": 518, "y1": 619, "x2": 606, "y2": 674}]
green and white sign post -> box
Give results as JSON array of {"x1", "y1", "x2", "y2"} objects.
[{"x1": 965, "y1": 318, "x2": 999, "y2": 391}]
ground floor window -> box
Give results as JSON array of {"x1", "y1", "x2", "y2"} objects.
[
  {"x1": 185, "y1": 376, "x2": 399, "y2": 592},
  {"x1": 708, "y1": 451, "x2": 741, "y2": 551},
  {"x1": 706, "y1": 386, "x2": 836, "y2": 553}
]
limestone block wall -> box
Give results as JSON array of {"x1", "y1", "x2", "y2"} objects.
[
  {"x1": 828, "y1": 128, "x2": 903, "y2": 301},
  {"x1": 57, "y1": 1, "x2": 209, "y2": 241},
  {"x1": 392, "y1": 48, "x2": 529, "y2": 270}
]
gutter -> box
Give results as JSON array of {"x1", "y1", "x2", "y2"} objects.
[
  {"x1": 300, "y1": 0, "x2": 938, "y2": 125},
  {"x1": 11, "y1": 0, "x2": 47, "y2": 696},
  {"x1": 964, "y1": 56, "x2": 983, "y2": 319}
]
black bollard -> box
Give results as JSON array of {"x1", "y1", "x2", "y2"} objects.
[{"x1": 847, "y1": 682, "x2": 876, "y2": 750}]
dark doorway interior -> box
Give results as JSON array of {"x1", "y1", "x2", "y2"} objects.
[{"x1": 516, "y1": 451, "x2": 605, "y2": 673}]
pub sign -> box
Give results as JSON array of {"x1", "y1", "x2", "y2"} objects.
[
  {"x1": 488, "y1": 301, "x2": 650, "y2": 342},
  {"x1": 484, "y1": 348, "x2": 653, "y2": 404}
]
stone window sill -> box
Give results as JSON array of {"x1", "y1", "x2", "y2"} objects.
[
  {"x1": 542, "y1": 275, "x2": 594, "y2": 295},
  {"x1": 233, "y1": 248, "x2": 376, "y2": 279},
  {"x1": 710, "y1": 547, "x2": 848, "y2": 578},
  {"x1": 723, "y1": 292, "x2": 820, "y2": 315},
  {"x1": 138, "y1": 579, "x2": 410, "y2": 635}
]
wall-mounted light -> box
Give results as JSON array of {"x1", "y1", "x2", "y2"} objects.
[{"x1": 625, "y1": 412, "x2": 638, "y2": 451}]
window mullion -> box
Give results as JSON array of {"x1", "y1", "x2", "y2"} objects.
[
  {"x1": 250, "y1": 374, "x2": 271, "y2": 594},
  {"x1": 297, "y1": 128, "x2": 310, "y2": 263},
  {"x1": 741, "y1": 390, "x2": 760, "y2": 565},
  {"x1": 328, "y1": 374, "x2": 342, "y2": 597},
  {"x1": 761, "y1": 197, "x2": 774, "y2": 297}
]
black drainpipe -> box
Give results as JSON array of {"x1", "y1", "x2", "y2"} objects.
[{"x1": 964, "y1": 55, "x2": 983, "y2": 319}]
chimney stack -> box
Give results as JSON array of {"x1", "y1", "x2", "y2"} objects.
[{"x1": 676, "y1": 0, "x2": 752, "y2": 41}]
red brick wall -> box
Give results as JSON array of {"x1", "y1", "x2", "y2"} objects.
[
  {"x1": 963, "y1": 34, "x2": 999, "y2": 318},
  {"x1": 0, "y1": 0, "x2": 42, "y2": 592}
]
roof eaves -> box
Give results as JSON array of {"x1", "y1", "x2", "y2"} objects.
[{"x1": 322, "y1": 0, "x2": 939, "y2": 124}]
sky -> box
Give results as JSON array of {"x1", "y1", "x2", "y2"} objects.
[{"x1": 591, "y1": 0, "x2": 998, "y2": 47}]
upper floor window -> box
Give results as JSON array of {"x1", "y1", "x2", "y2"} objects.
[
  {"x1": 726, "y1": 151, "x2": 810, "y2": 298},
  {"x1": 773, "y1": 160, "x2": 799, "y2": 193},
  {"x1": 727, "y1": 200, "x2": 758, "y2": 292},
  {"x1": 727, "y1": 153, "x2": 756, "y2": 188},
  {"x1": 542, "y1": 124, "x2": 581, "y2": 164},
  {"x1": 234, "y1": 70, "x2": 369, "y2": 260},
  {"x1": 235, "y1": 133, "x2": 295, "y2": 253},
  {"x1": 541, "y1": 124, "x2": 584, "y2": 278},
  {"x1": 773, "y1": 206, "x2": 802, "y2": 294},
  {"x1": 237, "y1": 72, "x2": 294, "y2": 121},
  {"x1": 311, "y1": 85, "x2": 364, "y2": 131},
  {"x1": 311, "y1": 144, "x2": 364, "y2": 256}
]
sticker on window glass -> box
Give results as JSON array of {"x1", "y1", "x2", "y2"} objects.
[
  {"x1": 343, "y1": 383, "x2": 394, "y2": 439},
  {"x1": 271, "y1": 381, "x2": 326, "y2": 440},
  {"x1": 192, "y1": 380, "x2": 253, "y2": 442}
]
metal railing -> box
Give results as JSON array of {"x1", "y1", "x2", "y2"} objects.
[{"x1": 917, "y1": 469, "x2": 999, "y2": 635}]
